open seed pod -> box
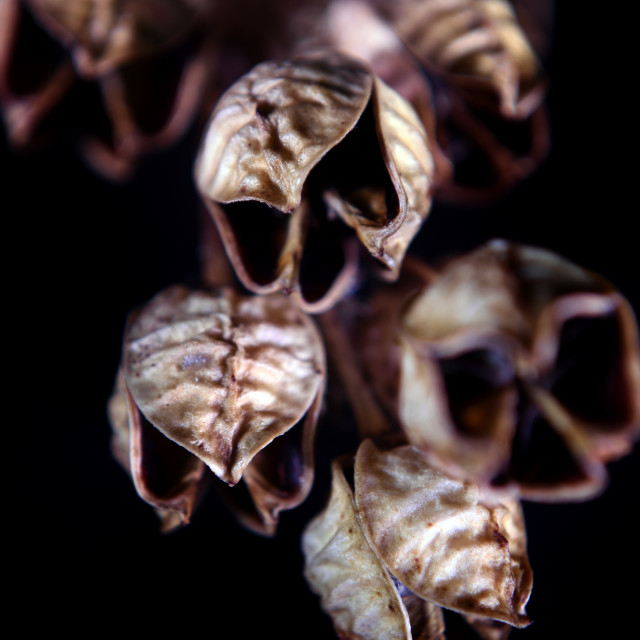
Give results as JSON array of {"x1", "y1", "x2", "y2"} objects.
[
  {"x1": 302, "y1": 440, "x2": 531, "y2": 639},
  {"x1": 378, "y1": 0, "x2": 545, "y2": 118},
  {"x1": 108, "y1": 368, "x2": 208, "y2": 533},
  {"x1": 1, "y1": 0, "x2": 215, "y2": 178},
  {"x1": 363, "y1": 0, "x2": 549, "y2": 202},
  {"x1": 195, "y1": 50, "x2": 435, "y2": 312},
  {"x1": 397, "y1": 240, "x2": 640, "y2": 500},
  {"x1": 110, "y1": 285, "x2": 326, "y2": 534},
  {"x1": 24, "y1": 0, "x2": 210, "y2": 77}
]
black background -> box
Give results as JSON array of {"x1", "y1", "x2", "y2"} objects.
[{"x1": 4, "y1": 3, "x2": 638, "y2": 639}]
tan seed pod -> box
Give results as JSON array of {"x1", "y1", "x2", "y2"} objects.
[
  {"x1": 302, "y1": 457, "x2": 413, "y2": 640},
  {"x1": 398, "y1": 241, "x2": 640, "y2": 500},
  {"x1": 122, "y1": 285, "x2": 326, "y2": 487},
  {"x1": 354, "y1": 440, "x2": 532, "y2": 627},
  {"x1": 25, "y1": 0, "x2": 209, "y2": 77},
  {"x1": 383, "y1": 0, "x2": 545, "y2": 118},
  {"x1": 195, "y1": 51, "x2": 435, "y2": 312},
  {"x1": 107, "y1": 369, "x2": 208, "y2": 533}
]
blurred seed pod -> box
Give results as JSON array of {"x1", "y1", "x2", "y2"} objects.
[
  {"x1": 367, "y1": 241, "x2": 640, "y2": 500},
  {"x1": 108, "y1": 285, "x2": 326, "y2": 534},
  {"x1": 376, "y1": 0, "x2": 545, "y2": 118},
  {"x1": 195, "y1": 51, "x2": 436, "y2": 312},
  {"x1": 302, "y1": 440, "x2": 531, "y2": 639},
  {"x1": 0, "y1": 0, "x2": 216, "y2": 178}
]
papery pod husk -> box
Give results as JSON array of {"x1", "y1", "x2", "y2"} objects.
[
  {"x1": 122, "y1": 285, "x2": 326, "y2": 486},
  {"x1": 399, "y1": 241, "x2": 640, "y2": 499},
  {"x1": 0, "y1": 0, "x2": 216, "y2": 178},
  {"x1": 302, "y1": 0, "x2": 454, "y2": 189},
  {"x1": 107, "y1": 369, "x2": 208, "y2": 533},
  {"x1": 195, "y1": 51, "x2": 435, "y2": 312},
  {"x1": 379, "y1": 0, "x2": 545, "y2": 118},
  {"x1": 355, "y1": 440, "x2": 532, "y2": 627},
  {"x1": 25, "y1": 0, "x2": 210, "y2": 78},
  {"x1": 218, "y1": 378, "x2": 324, "y2": 536},
  {"x1": 398, "y1": 329, "x2": 520, "y2": 484},
  {"x1": 81, "y1": 32, "x2": 215, "y2": 179},
  {"x1": 302, "y1": 457, "x2": 413, "y2": 640}
]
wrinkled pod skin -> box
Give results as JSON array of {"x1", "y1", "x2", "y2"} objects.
[
  {"x1": 360, "y1": 240, "x2": 640, "y2": 501},
  {"x1": 195, "y1": 50, "x2": 435, "y2": 313},
  {"x1": 302, "y1": 440, "x2": 531, "y2": 639},
  {"x1": 108, "y1": 285, "x2": 326, "y2": 534},
  {"x1": 371, "y1": 0, "x2": 546, "y2": 118}
]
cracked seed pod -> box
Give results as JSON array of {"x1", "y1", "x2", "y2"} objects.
[
  {"x1": 195, "y1": 51, "x2": 435, "y2": 312},
  {"x1": 397, "y1": 241, "x2": 640, "y2": 500},
  {"x1": 110, "y1": 285, "x2": 325, "y2": 533},
  {"x1": 378, "y1": 0, "x2": 545, "y2": 118},
  {"x1": 302, "y1": 441, "x2": 531, "y2": 639}
]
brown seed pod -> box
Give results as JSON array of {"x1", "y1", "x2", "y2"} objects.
[
  {"x1": 0, "y1": 0, "x2": 215, "y2": 178},
  {"x1": 110, "y1": 285, "x2": 326, "y2": 533},
  {"x1": 355, "y1": 440, "x2": 532, "y2": 627},
  {"x1": 195, "y1": 51, "x2": 435, "y2": 312},
  {"x1": 107, "y1": 369, "x2": 208, "y2": 533},
  {"x1": 397, "y1": 241, "x2": 640, "y2": 500},
  {"x1": 25, "y1": 0, "x2": 209, "y2": 77},
  {"x1": 302, "y1": 441, "x2": 531, "y2": 638},
  {"x1": 379, "y1": 0, "x2": 545, "y2": 118},
  {"x1": 302, "y1": 457, "x2": 413, "y2": 640}
]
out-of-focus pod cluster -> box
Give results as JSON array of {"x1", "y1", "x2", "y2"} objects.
[
  {"x1": 0, "y1": 0, "x2": 218, "y2": 177},
  {"x1": 2, "y1": 0, "x2": 549, "y2": 197},
  {"x1": 358, "y1": 241, "x2": 640, "y2": 501},
  {"x1": 302, "y1": 0, "x2": 549, "y2": 201},
  {"x1": 303, "y1": 440, "x2": 532, "y2": 639},
  {"x1": 194, "y1": 51, "x2": 435, "y2": 313},
  {"x1": 108, "y1": 285, "x2": 325, "y2": 534}
]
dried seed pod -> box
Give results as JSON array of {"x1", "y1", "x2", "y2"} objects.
[
  {"x1": 195, "y1": 51, "x2": 435, "y2": 312},
  {"x1": 355, "y1": 440, "x2": 532, "y2": 627},
  {"x1": 123, "y1": 285, "x2": 325, "y2": 485},
  {"x1": 1, "y1": 0, "x2": 215, "y2": 178},
  {"x1": 107, "y1": 369, "x2": 208, "y2": 532},
  {"x1": 381, "y1": 0, "x2": 545, "y2": 118},
  {"x1": 25, "y1": 0, "x2": 209, "y2": 77},
  {"x1": 302, "y1": 458, "x2": 413, "y2": 640},
  {"x1": 398, "y1": 241, "x2": 640, "y2": 499},
  {"x1": 302, "y1": 441, "x2": 531, "y2": 638},
  {"x1": 111, "y1": 285, "x2": 325, "y2": 533}
]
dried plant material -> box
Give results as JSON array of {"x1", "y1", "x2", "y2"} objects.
[
  {"x1": 122, "y1": 285, "x2": 325, "y2": 486},
  {"x1": 462, "y1": 614, "x2": 513, "y2": 640},
  {"x1": 355, "y1": 440, "x2": 532, "y2": 627},
  {"x1": 302, "y1": 458, "x2": 412, "y2": 640},
  {"x1": 235, "y1": 379, "x2": 324, "y2": 535},
  {"x1": 300, "y1": 0, "x2": 454, "y2": 189},
  {"x1": 25, "y1": 0, "x2": 209, "y2": 77},
  {"x1": 0, "y1": 0, "x2": 75, "y2": 146},
  {"x1": 402, "y1": 595, "x2": 446, "y2": 640},
  {"x1": 398, "y1": 241, "x2": 640, "y2": 499},
  {"x1": 107, "y1": 369, "x2": 207, "y2": 532},
  {"x1": 195, "y1": 51, "x2": 435, "y2": 312},
  {"x1": 1, "y1": 0, "x2": 215, "y2": 178},
  {"x1": 196, "y1": 52, "x2": 373, "y2": 212},
  {"x1": 385, "y1": 0, "x2": 544, "y2": 118}
]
